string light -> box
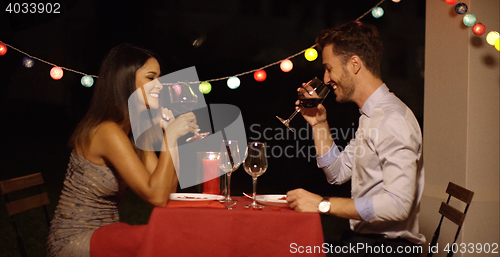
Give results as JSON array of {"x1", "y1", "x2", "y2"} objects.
[
  {"x1": 2, "y1": 0, "x2": 497, "y2": 89},
  {"x1": 199, "y1": 81, "x2": 212, "y2": 94},
  {"x1": 486, "y1": 31, "x2": 500, "y2": 45},
  {"x1": 1, "y1": 0, "x2": 391, "y2": 89},
  {"x1": 304, "y1": 48, "x2": 318, "y2": 61},
  {"x1": 372, "y1": 7, "x2": 384, "y2": 18},
  {"x1": 0, "y1": 42, "x2": 6, "y2": 56},
  {"x1": 280, "y1": 59, "x2": 293, "y2": 72},
  {"x1": 50, "y1": 66, "x2": 63, "y2": 80},
  {"x1": 81, "y1": 75, "x2": 94, "y2": 87},
  {"x1": 0, "y1": 41, "x2": 97, "y2": 87},
  {"x1": 472, "y1": 23, "x2": 486, "y2": 36},
  {"x1": 454, "y1": 3, "x2": 468, "y2": 15},
  {"x1": 463, "y1": 14, "x2": 476, "y2": 27},
  {"x1": 172, "y1": 83, "x2": 182, "y2": 95},
  {"x1": 227, "y1": 76, "x2": 240, "y2": 89},
  {"x1": 445, "y1": 2, "x2": 498, "y2": 52},
  {"x1": 253, "y1": 70, "x2": 267, "y2": 82},
  {"x1": 22, "y1": 56, "x2": 34, "y2": 68}
]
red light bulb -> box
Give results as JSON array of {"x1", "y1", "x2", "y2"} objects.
[
  {"x1": 472, "y1": 23, "x2": 486, "y2": 36},
  {"x1": 254, "y1": 70, "x2": 267, "y2": 82},
  {"x1": 0, "y1": 43, "x2": 7, "y2": 56}
]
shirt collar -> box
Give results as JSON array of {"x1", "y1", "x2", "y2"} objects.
[{"x1": 359, "y1": 83, "x2": 389, "y2": 117}]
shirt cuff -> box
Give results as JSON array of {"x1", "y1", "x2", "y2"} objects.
[
  {"x1": 354, "y1": 196, "x2": 376, "y2": 221},
  {"x1": 316, "y1": 143, "x2": 340, "y2": 168}
]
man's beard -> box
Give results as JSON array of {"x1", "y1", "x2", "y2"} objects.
[{"x1": 335, "y1": 68, "x2": 355, "y2": 103}]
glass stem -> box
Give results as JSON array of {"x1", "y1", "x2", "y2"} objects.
[
  {"x1": 252, "y1": 177, "x2": 258, "y2": 205},
  {"x1": 226, "y1": 173, "x2": 232, "y2": 199},
  {"x1": 288, "y1": 108, "x2": 301, "y2": 121},
  {"x1": 223, "y1": 173, "x2": 229, "y2": 198}
]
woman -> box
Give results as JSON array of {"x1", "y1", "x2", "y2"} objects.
[{"x1": 47, "y1": 44, "x2": 198, "y2": 256}]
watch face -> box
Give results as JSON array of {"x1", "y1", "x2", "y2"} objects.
[{"x1": 319, "y1": 200, "x2": 330, "y2": 213}]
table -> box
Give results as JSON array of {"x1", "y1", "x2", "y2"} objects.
[{"x1": 91, "y1": 197, "x2": 326, "y2": 257}]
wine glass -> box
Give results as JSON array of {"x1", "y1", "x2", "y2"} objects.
[
  {"x1": 276, "y1": 77, "x2": 330, "y2": 132},
  {"x1": 242, "y1": 142, "x2": 268, "y2": 209},
  {"x1": 166, "y1": 82, "x2": 210, "y2": 142},
  {"x1": 218, "y1": 140, "x2": 241, "y2": 203}
]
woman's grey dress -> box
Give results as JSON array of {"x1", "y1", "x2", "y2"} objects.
[{"x1": 47, "y1": 151, "x2": 120, "y2": 257}]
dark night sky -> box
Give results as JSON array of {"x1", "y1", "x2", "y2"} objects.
[{"x1": 0, "y1": 0, "x2": 425, "y2": 196}]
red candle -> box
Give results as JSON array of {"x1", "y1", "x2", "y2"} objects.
[{"x1": 202, "y1": 159, "x2": 220, "y2": 195}]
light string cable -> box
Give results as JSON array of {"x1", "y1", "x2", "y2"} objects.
[
  {"x1": 165, "y1": 0, "x2": 387, "y2": 85},
  {"x1": 0, "y1": 41, "x2": 98, "y2": 78},
  {"x1": 1, "y1": 0, "x2": 385, "y2": 83}
]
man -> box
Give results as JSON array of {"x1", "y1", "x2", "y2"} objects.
[{"x1": 286, "y1": 21, "x2": 425, "y2": 256}]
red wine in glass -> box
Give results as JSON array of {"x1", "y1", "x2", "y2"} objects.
[
  {"x1": 167, "y1": 82, "x2": 210, "y2": 142},
  {"x1": 298, "y1": 97, "x2": 325, "y2": 108},
  {"x1": 276, "y1": 77, "x2": 330, "y2": 132},
  {"x1": 171, "y1": 100, "x2": 198, "y2": 114}
]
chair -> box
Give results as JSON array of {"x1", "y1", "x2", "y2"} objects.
[
  {"x1": 427, "y1": 182, "x2": 474, "y2": 257},
  {"x1": 0, "y1": 173, "x2": 51, "y2": 257}
]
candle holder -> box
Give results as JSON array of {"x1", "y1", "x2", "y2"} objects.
[{"x1": 196, "y1": 152, "x2": 222, "y2": 195}]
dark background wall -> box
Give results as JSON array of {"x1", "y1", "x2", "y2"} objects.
[
  {"x1": 0, "y1": 1, "x2": 425, "y2": 255},
  {"x1": 0, "y1": 0, "x2": 425, "y2": 191}
]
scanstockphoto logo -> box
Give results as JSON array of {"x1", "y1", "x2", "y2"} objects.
[
  {"x1": 248, "y1": 123, "x2": 359, "y2": 142},
  {"x1": 248, "y1": 123, "x2": 378, "y2": 161},
  {"x1": 128, "y1": 66, "x2": 247, "y2": 189}
]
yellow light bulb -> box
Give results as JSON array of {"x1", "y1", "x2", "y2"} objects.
[
  {"x1": 495, "y1": 38, "x2": 500, "y2": 51},
  {"x1": 304, "y1": 48, "x2": 318, "y2": 61},
  {"x1": 486, "y1": 31, "x2": 500, "y2": 46},
  {"x1": 199, "y1": 82, "x2": 212, "y2": 94}
]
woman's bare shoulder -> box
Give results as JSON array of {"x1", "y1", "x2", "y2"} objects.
[
  {"x1": 91, "y1": 121, "x2": 132, "y2": 153},
  {"x1": 76, "y1": 121, "x2": 128, "y2": 166},
  {"x1": 95, "y1": 121, "x2": 125, "y2": 133},
  {"x1": 93, "y1": 121, "x2": 129, "y2": 139}
]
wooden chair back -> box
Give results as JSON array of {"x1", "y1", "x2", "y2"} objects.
[
  {"x1": 0, "y1": 173, "x2": 51, "y2": 257},
  {"x1": 427, "y1": 182, "x2": 474, "y2": 257}
]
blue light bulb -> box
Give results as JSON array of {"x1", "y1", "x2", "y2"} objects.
[{"x1": 81, "y1": 75, "x2": 94, "y2": 87}]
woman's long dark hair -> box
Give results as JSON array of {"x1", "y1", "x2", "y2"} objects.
[{"x1": 70, "y1": 43, "x2": 158, "y2": 155}]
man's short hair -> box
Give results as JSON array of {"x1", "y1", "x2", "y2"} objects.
[{"x1": 316, "y1": 21, "x2": 383, "y2": 78}]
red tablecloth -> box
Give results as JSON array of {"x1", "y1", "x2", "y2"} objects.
[
  {"x1": 91, "y1": 197, "x2": 326, "y2": 257},
  {"x1": 90, "y1": 222, "x2": 147, "y2": 257}
]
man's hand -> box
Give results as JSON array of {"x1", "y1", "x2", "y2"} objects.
[
  {"x1": 286, "y1": 188, "x2": 323, "y2": 213},
  {"x1": 296, "y1": 83, "x2": 328, "y2": 127}
]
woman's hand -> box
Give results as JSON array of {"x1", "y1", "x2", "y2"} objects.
[
  {"x1": 163, "y1": 111, "x2": 199, "y2": 141},
  {"x1": 160, "y1": 107, "x2": 175, "y2": 128}
]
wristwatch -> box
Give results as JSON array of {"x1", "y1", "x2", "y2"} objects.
[{"x1": 318, "y1": 197, "x2": 331, "y2": 214}]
